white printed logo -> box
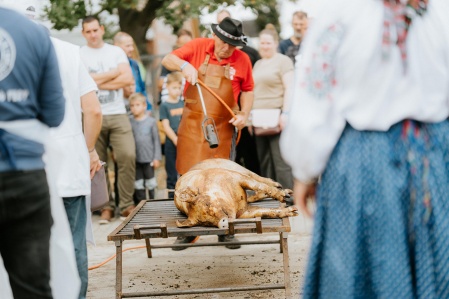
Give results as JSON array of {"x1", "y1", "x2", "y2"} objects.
[
  {"x1": 0, "y1": 27, "x2": 16, "y2": 81},
  {"x1": 229, "y1": 66, "x2": 236, "y2": 80}
]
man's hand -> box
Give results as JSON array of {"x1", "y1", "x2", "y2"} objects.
[
  {"x1": 229, "y1": 111, "x2": 248, "y2": 130},
  {"x1": 123, "y1": 84, "x2": 135, "y2": 98},
  {"x1": 181, "y1": 63, "x2": 198, "y2": 85},
  {"x1": 293, "y1": 179, "x2": 317, "y2": 218},
  {"x1": 279, "y1": 113, "x2": 288, "y2": 130},
  {"x1": 89, "y1": 149, "x2": 102, "y2": 179},
  {"x1": 89, "y1": 68, "x2": 120, "y2": 86},
  {"x1": 97, "y1": 63, "x2": 134, "y2": 90},
  {"x1": 153, "y1": 160, "x2": 161, "y2": 168}
]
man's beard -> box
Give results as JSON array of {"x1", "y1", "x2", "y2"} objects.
[{"x1": 293, "y1": 32, "x2": 302, "y2": 39}]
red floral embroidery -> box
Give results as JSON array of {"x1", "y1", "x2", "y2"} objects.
[{"x1": 305, "y1": 22, "x2": 344, "y2": 100}]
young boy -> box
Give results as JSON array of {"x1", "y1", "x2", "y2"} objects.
[
  {"x1": 129, "y1": 93, "x2": 162, "y2": 203},
  {"x1": 159, "y1": 72, "x2": 184, "y2": 196}
]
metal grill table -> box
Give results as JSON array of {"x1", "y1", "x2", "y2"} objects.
[{"x1": 108, "y1": 198, "x2": 293, "y2": 298}]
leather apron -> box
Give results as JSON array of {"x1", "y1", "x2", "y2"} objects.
[{"x1": 176, "y1": 54, "x2": 239, "y2": 174}]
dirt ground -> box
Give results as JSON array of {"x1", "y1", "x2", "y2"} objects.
[{"x1": 86, "y1": 212, "x2": 313, "y2": 299}]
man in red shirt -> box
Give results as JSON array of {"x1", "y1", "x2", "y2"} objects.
[
  {"x1": 162, "y1": 17, "x2": 254, "y2": 171},
  {"x1": 161, "y1": 17, "x2": 254, "y2": 249}
]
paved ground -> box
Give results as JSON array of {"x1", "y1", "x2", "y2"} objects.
[{"x1": 86, "y1": 210, "x2": 313, "y2": 299}]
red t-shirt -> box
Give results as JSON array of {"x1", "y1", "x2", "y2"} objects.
[{"x1": 171, "y1": 38, "x2": 254, "y2": 102}]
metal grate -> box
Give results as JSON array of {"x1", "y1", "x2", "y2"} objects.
[
  {"x1": 108, "y1": 198, "x2": 294, "y2": 298},
  {"x1": 108, "y1": 198, "x2": 290, "y2": 241}
]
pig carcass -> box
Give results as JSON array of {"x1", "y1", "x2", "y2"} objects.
[{"x1": 174, "y1": 158, "x2": 297, "y2": 228}]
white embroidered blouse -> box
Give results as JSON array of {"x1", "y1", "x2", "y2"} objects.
[{"x1": 280, "y1": 0, "x2": 449, "y2": 182}]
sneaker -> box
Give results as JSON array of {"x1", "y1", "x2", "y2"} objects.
[
  {"x1": 171, "y1": 236, "x2": 200, "y2": 251},
  {"x1": 99, "y1": 209, "x2": 114, "y2": 224},
  {"x1": 120, "y1": 205, "x2": 136, "y2": 220},
  {"x1": 218, "y1": 235, "x2": 241, "y2": 249}
]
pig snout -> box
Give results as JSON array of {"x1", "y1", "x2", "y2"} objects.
[{"x1": 217, "y1": 217, "x2": 229, "y2": 229}]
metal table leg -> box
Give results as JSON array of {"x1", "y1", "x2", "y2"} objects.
[
  {"x1": 145, "y1": 238, "x2": 152, "y2": 258},
  {"x1": 115, "y1": 240, "x2": 123, "y2": 299},
  {"x1": 281, "y1": 232, "x2": 292, "y2": 298},
  {"x1": 280, "y1": 232, "x2": 284, "y2": 253}
]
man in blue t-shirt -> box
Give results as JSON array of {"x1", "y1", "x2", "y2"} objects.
[
  {"x1": 0, "y1": 7, "x2": 65, "y2": 298},
  {"x1": 278, "y1": 11, "x2": 308, "y2": 64},
  {"x1": 114, "y1": 31, "x2": 152, "y2": 112}
]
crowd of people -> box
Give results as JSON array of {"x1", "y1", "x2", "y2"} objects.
[
  {"x1": 1, "y1": 0, "x2": 449, "y2": 298},
  {"x1": 78, "y1": 10, "x2": 308, "y2": 228}
]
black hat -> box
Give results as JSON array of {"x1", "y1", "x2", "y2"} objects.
[{"x1": 211, "y1": 17, "x2": 247, "y2": 47}]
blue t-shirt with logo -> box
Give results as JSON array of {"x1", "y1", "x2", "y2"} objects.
[{"x1": 0, "y1": 8, "x2": 65, "y2": 172}]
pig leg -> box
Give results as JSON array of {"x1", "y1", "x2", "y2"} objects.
[
  {"x1": 176, "y1": 218, "x2": 198, "y2": 227},
  {"x1": 192, "y1": 159, "x2": 283, "y2": 189},
  {"x1": 247, "y1": 174, "x2": 283, "y2": 189},
  {"x1": 227, "y1": 163, "x2": 283, "y2": 189},
  {"x1": 236, "y1": 173, "x2": 292, "y2": 203},
  {"x1": 246, "y1": 188, "x2": 293, "y2": 203},
  {"x1": 237, "y1": 206, "x2": 298, "y2": 219}
]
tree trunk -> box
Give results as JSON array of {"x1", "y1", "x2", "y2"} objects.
[{"x1": 118, "y1": 0, "x2": 164, "y2": 55}]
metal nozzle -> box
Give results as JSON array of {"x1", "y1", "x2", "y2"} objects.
[{"x1": 205, "y1": 124, "x2": 219, "y2": 148}]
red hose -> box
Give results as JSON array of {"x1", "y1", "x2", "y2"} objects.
[{"x1": 88, "y1": 245, "x2": 146, "y2": 270}]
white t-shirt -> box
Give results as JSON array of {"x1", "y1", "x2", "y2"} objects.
[
  {"x1": 80, "y1": 43, "x2": 128, "y2": 115},
  {"x1": 51, "y1": 37, "x2": 98, "y2": 197}
]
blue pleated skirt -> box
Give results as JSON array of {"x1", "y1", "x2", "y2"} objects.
[{"x1": 303, "y1": 120, "x2": 449, "y2": 299}]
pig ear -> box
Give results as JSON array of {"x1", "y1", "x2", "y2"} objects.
[
  {"x1": 177, "y1": 195, "x2": 199, "y2": 203},
  {"x1": 176, "y1": 187, "x2": 199, "y2": 202},
  {"x1": 176, "y1": 218, "x2": 197, "y2": 227}
]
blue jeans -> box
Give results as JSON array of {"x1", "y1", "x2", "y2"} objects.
[
  {"x1": 63, "y1": 196, "x2": 87, "y2": 299},
  {"x1": 165, "y1": 139, "x2": 178, "y2": 190},
  {"x1": 0, "y1": 169, "x2": 53, "y2": 299}
]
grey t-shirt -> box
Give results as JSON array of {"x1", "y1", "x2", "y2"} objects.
[{"x1": 129, "y1": 116, "x2": 162, "y2": 163}]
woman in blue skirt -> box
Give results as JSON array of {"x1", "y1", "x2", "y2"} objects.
[{"x1": 280, "y1": 0, "x2": 449, "y2": 298}]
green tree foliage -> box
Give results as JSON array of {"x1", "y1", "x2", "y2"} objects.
[
  {"x1": 44, "y1": 0, "x2": 87, "y2": 30},
  {"x1": 251, "y1": 0, "x2": 281, "y2": 33},
  {"x1": 44, "y1": 0, "x2": 285, "y2": 52}
]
